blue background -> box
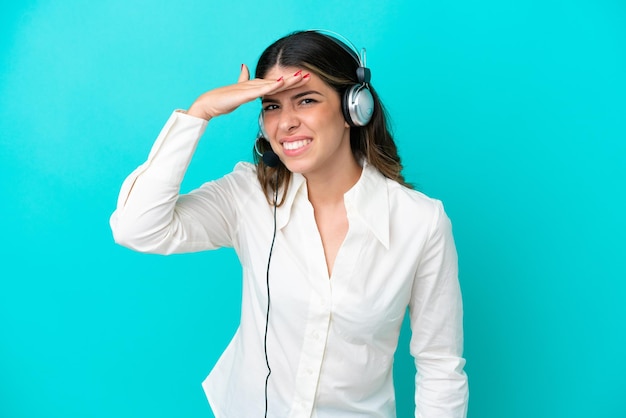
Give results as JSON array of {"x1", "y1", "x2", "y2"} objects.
[{"x1": 1, "y1": 1, "x2": 625, "y2": 417}]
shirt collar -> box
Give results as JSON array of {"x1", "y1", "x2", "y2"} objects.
[
  {"x1": 276, "y1": 162, "x2": 390, "y2": 249},
  {"x1": 276, "y1": 171, "x2": 306, "y2": 231},
  {"x1": 344, "y1": 163, "x2": 390, "y2": 249}
]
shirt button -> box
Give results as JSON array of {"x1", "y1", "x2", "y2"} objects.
[{"x1": 312, "y1": 331, "x2": 319, "y2": 340}]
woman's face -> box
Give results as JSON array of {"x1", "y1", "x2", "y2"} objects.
[{"x1": 261, "y1": 65, "x2": 353, "y2": 179}]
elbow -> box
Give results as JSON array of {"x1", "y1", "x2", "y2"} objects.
[
  {"x1": 111, "y1": 222, "x2": 140, "y2": 250},
  {"x1": 110, "y1": 212, "x2": 144, "y2": 251},
  {"x1": 109, "y1": 211, "x2": 170, "y2": 254}
]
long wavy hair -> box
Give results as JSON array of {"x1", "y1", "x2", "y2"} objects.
[{"x1": 254, "y1": 30, "x2": 411, "y2": 205}]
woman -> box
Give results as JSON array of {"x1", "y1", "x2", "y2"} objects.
[{"x1": 110, "y1": 30, "x2": 468, "y2": 418}]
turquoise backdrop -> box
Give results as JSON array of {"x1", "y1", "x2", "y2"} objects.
[{"x1": 1, "y1": 1, "x2": 625, "y2": 417}]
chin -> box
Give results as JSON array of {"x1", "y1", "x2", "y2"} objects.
[{"x1": 281, "y1": 159, "x2": 310, "y2": 175}]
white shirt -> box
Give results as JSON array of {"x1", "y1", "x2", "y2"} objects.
[{"x1": 110, "y1": 111, "x2": 468, "y2": 418}]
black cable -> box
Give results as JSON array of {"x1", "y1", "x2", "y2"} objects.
[{"x1": 264, "y1": 176, "x2": 278, "y2": 418}]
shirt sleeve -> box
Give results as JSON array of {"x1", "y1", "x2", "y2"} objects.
[
  {"x1": 109, "y1": 110, "x2": 239, "y2": 254},
  {"x1": 409, "y1": 200, "x2": 469, "y2": 418}
]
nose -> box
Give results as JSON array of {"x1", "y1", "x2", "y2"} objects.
[{"x1": 277, "y1": 106, "x2": 300, "y2": 134}]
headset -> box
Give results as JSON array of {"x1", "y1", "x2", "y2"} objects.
[{"x1": 255, "y1": 30, "x2": 374, "y2": 166}]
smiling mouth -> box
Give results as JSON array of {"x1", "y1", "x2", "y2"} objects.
[{"x1": 283, "y1": 139, "x2": 312, "y2": 151}]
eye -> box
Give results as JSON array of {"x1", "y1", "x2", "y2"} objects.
[
  {"x1": 263, "y1": 103, "x2": 279, "y2": 111},
  {"x1": 299, "y1": 98, "x2": 317, "y2": 106}
]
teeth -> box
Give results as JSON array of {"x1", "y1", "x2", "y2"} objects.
[{"x1": 283, "y1": 139, "x2": 311, "y2": 150}]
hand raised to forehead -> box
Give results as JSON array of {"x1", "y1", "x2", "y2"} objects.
[{"x1": 187, "y1": 64, "x2": 310, "y2": 121}]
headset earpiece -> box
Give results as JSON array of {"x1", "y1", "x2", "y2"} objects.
[{"x1": 342, "y1": 83, "x2": 374, "y2": 127}]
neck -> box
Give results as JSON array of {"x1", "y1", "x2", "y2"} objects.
[{"x1": 305, "y1": 156, "x2": 362, "y2": 207}]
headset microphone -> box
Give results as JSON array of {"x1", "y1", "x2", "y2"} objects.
[
  {"x1": 254, "y1": 134, "x2": 279, "y2": 168},
  {"x1": 256, "y1": 113, "x2": 280, "y2": 168},
  {"x1": 262, "y1": 150, "x2": 280, "y2": 168}
]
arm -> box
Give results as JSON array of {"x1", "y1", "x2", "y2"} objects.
[
  {"x1": 409, "y1": 201, "x2": 469, "y2": 418},
  {"x1": 109, "y1": 65, "x2": 310, "y2": 254},
  {"x1": 109, "y1": 111, "x2": 222, "y2": 254}
]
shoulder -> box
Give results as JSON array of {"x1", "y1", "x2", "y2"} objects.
[
  {"x1": 386, "y1": 179, "x2": 444, "y2": 215},
  {"x1": 231, "y1": 161, "x2": 258, "y2": 179},
  {"x1": 385, "y1": 178, "x2": 452, "y2": 236},
  {"x1": 215, "y1": 161, "x2": 258, "y2": 185},
  {"x1": 194, "y1": 162, "x2": 262, "y2": 199},
  {"x1": 357, "y1": 164, "x2": 449, "y2": 227}
]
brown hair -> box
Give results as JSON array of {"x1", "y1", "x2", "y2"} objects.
[{"x1": 254, "y1": 30, "x2": 411, "y2": 205}]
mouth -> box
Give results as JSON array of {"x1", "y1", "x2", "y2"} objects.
[
  {"x1": 279, "y1": 135, "x2": 313, "y2": 155},
  {"x1": 282, "y1": 139, "x2": 312, "y2": 151}
]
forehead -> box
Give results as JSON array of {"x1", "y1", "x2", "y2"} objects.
[
  {"x1": 262, "y1": 65, "x2": 337, "y2": 101},
  {"x1": 263, "y1": 65, "x2": 302, "y2": 79}
]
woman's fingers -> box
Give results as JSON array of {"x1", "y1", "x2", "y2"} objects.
[
  {"x1": 237, "y1": 64, "x2": 250, "y2": 83},
  {"x1": 187, "y1": 69, "x2": 311, "y2": 120},
  {"x1": 259, "y1": 70, "x2": 310, "y2": 96}
]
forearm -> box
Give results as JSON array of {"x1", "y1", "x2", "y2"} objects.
[
  {"x1": 414, "y1": 357, "x2": 468, "y2": 418},
  {"x1": 110, "y1": 110, "x2": 208, "y2": 254}
]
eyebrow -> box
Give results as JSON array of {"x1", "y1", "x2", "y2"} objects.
[{"x1": 261, "y1": 90, "x2": 323, "y2": 104}]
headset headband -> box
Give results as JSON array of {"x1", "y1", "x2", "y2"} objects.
[{"x1": 308, "y1": 29, "x2": 367, "y2": 67}]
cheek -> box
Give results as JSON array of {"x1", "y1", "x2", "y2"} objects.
[
  {"x1": 315, "y1": 106, "x2": 346, "y2": 129},
  {"x1": 325, "y1": 110, "x2": 350, "y2": 134}
]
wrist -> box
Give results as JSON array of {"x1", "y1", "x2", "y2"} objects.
[{"x1": 186, "y1": 104, "x2": 212, "y2": 121}]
